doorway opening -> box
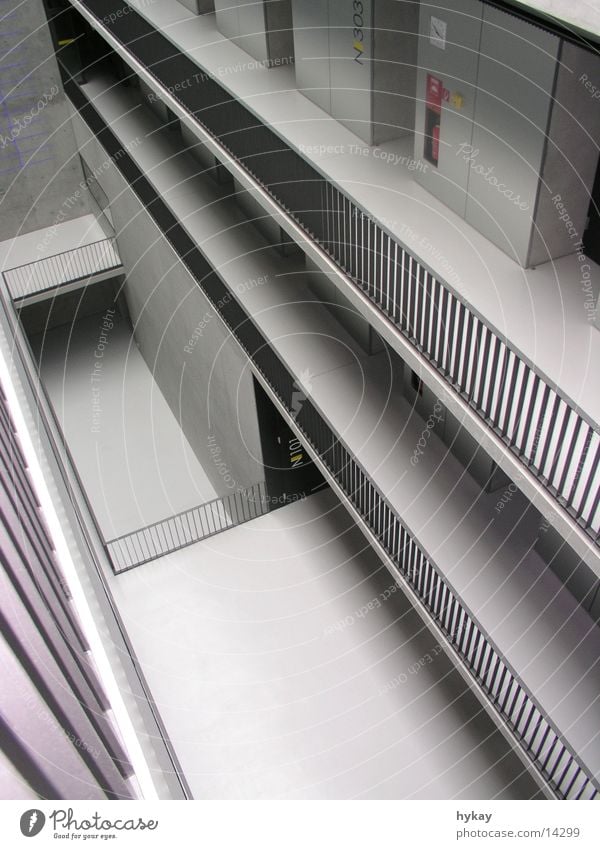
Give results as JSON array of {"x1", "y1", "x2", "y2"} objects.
[{"x1": 253, "y1": 377, "x2": 327, "y2": 508}]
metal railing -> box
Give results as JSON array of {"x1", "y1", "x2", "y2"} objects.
[
  {"x1": 106, "y1": 481, "x2": 270, "y2": 573},
  {"x1": 318, "y1": 186, "x2": 600, "y2": 544},
  {"x1": 62, "y1": 71, "x2": 600, "y2": 799},
  {"x1": 2, "y1": 236, "x2": 121, "y2": 300},
  {"x1": 73, "y1": 0, "x2": 600, "y2": 545},
  {"x1": 295, "y1": 397, "x2": 598, "y2": 801}
]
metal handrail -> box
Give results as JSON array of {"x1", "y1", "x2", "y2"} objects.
[
  {"x1": 2, "y1": 236, "x2": 122, "y2": 300},
  {"x1": 105, "y1": 481, "x2": 270, "y2": 573}
]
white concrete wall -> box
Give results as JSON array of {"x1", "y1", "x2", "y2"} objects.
[
  {"x1": 69, "y1": 109, "x2": 265, "y2": 497},
  {"x1": 215, "y1": 0, "x2": 294, "y2": 66}
]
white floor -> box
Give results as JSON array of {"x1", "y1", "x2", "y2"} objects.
[
  {"x1": 34, "y1": 309, "x2": 218, "y2": 540},
  {"x1": 107, "y1": 489, "x2": 541, "y2": 800}
]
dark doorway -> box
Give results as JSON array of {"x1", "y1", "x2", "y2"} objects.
[{"x1": 253, "y1": 378, "x2": 327, "y2": 507}]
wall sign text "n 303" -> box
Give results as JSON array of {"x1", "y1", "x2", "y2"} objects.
[{"x1": 352, "y1": 1, "x2": 366, "y2": 64}]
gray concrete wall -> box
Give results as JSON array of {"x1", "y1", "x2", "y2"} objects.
[
  {"x1": 442, "y1": 408, "x2": 507, "y2": 492},
  {"x1": 232, "y1": 176, "x2": 281, "y2": 248},
  {"x1": 139, "y1": 80, "x2": 170, "y2": 125},
  {"x1": 181, "y1": 124, "x2": 215, "y2": 173},
  {"x1": 401, "y1": 361, "x2": 510, "y2": 493},
  {"x1": 231, "y1": 176, "x2": 304, "y2": 257},
  {"x1": 530, "y1": 42, "x2": 600, "y2": 267},
  {"x1": 535, "y1": 525, "x2": 600, "y2": 625},
  {"x1": 264, "y1": 0, "x2": 295, "y2": 67},
  {"x1": 183, "y1": 124, "x2": 234, "y2": 185},
  {"x1": 402, "y1": 363, "x2": 446, "y2": 437},
  {"x1": 372, "y1": 0, "x2": 419, "y2": 143},
  {"x1": 0, "y1": 0, "x2": 92, "y2": 239},
  {"x1": 69, "y1": 109, "x2": 265, "y2": 497},
  {"x1": 18, "y1": 275, "x2": 125, "y2": 337}
]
